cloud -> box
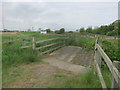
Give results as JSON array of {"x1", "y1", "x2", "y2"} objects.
[
  {"x1": 3, "y1": 0, "x2": 119, "y2": 2},
  {"x1": 0, "y1": 2, "x2": 118, "y2": 31}
]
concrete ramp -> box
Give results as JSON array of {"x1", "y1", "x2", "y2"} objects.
[
  {"x1": 43, "y1": 46, "x2": 93, "y2": 73},
  {"x1": 44, "y1": 56, "x2": 87, "y2": 73},
  {"x1": 50, "y1": 46, "x2": 82, "y2": 62}
]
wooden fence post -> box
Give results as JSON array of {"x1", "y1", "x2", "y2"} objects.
[
  {"x1": 95, "y1": 37, "x2": 102, "y2": 67},
  {"x1": 32, "y1": 37, "x2": 35, "y2": 50},
  {"x1": 94, "y1": 37, "x2": 98, "y2": 75},
  {"x1": 112, "y1": 61, "x2": 120, "y2": 89},
  {"x1": 64, "y1": 37, "x2": 66, "y2": 46},
  {"x1": 22, "y1": 39, "x2": 26, "y2": 47}
]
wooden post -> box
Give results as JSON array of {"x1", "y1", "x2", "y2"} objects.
[
  {"x1": 112, "y1": 61, "x2": 120, "y2": 89},
  {"x1": 32, "y1": 37, "x2": 35, "y2": 50},
  {"x1": 64, "y1": 38, "x2": 66, "y2": 46},
  {"x1": 94, "y1": 37, "x2": 98, "y2": 75},
  {"x1": 98, "y1": 41, "x2": 103, "y2": 68},
  {"x1": 95, "y1": 37, "x2": 102, "y2": 67},
  {"x1": 22, "y1": 39, "x2": 26, "y2": 47}
]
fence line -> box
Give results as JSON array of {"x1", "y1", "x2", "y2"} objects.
[
  {"x1": 94, "y1": 38, "x2": 120, "y2": 89},
  {"x1": 1, "y1": 37, "x2": 33, "y2": 44},
  {"x1": 2, "y1": 36, "x2": 68, "y2": 55},
  {"x1": 80, "y1": 35, "x2": 120, "y2": 40}
]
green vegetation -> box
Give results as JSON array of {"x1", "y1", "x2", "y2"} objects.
[
  {"x1": 100, "y1": 39, "x2": 119, "y2": 61},
  {"x1": 2, "y1": 32, "x2": 64, "y2": 41},
  {"x1": 3, "y1": 65, "x2": 34, "y2": 87},
  {"x1": 79, "y1": 20, "x2": 120, "y2": 36},
  {"x1": 2, "y1": 32, "x2": 65, "y2": 87},
  {"x1": 2, "y1": 32, "x2": 119, "y2": 88},
  {"x1": 101, "y1": 64, "x2": 112, "y2": 88},
  {"x1": 67, "y1": 34, "x2": 96, "y2": 50},
  {"x1": 2, "y1": 32, "x2": 63, "y2": 68},
  {"x1": 67, "y1": 34, "x2": 119, "y2": 61},
  {"x1": 45, "y1": 28, "x2": 51, "y2": 33},
  {"x1": 45, "y1": 68, "x2": 101, "y2": 88},
  {"x1": 55, "y1": 28, "x2": 65, "y2": 34}
]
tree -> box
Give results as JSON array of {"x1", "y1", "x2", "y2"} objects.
[
  {"x1": 45, "y1": 28, "x2": 51, "y2": 33},
  {"x1": 68, "y1": 31, "x2": 73, "y2": 33},
  {"x1": 106, "y1": 30, "x2": 118, "y2": 36},
  {"x1": 79, "y1": 28, "x2": 85, "y2": 33},
  {"x1": 59, "y1": 28, "x2": 65, "y2": 34},
  {"x1": 55, "y1": 28, "x2": 65, "y2": 34},
  {"x1": 86, "y1": 27, "x2": 92, "y2": 33},
  {"x1": 55, "y1": 30, "x2": 60, "y2": 34}
]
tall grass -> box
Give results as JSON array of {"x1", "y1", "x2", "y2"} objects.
[
  {"x1": 2, "y1": 32, "x2": 64, "y2": 41},
  {"x1": 67, "y1": 34, "x2": 96, "y2": 50},
  {"x1": 100, "y1": 39, "x2": 119, "y2": 61},
  {"x1": 2, "y1": 32, "x2": 64, "y2": 87},
  {"x1": 47, "y1": 68, "x2": 102, "y2": 88},
  {"x1": 2, "y1": 32, "x2": 65, "y2": 69},
  {"x1": 63, "y1": 69, "x2": 101, "y2": 88},
  {"x1": 67, "y1": 34, "x2": 119, "y2": 61},
  {"x1": 2, "y1": 42, "x2": 41, "y2": 69}
]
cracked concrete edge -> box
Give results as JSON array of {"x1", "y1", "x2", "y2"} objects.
[{"x1": 67, "y1": 48, "x2": 80, "y2": 62}]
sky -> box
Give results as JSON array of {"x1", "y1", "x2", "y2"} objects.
[{"x1": 0, "y1": 0, "x2": 119, "y2": 31}]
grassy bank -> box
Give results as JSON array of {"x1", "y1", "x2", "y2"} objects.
[
  {"x1": 2, "y1": 32, "x2": 64, "y2": 87},
  {"x1": 42, "y1": 68, "x2": 101, "y2": 88},
  {"x1": 67, "y1": 34, "x2": 119, "y2": 61},
  {"x1": 67, "y1": 34, "x2": 117, "y2": 88},
  {"x1": 2, "y1": 32, "x2": 64, "y2": 68}
]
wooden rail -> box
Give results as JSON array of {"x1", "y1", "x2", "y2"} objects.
[
  {"x1": 1, "y1": 37, "x2": 33, "y2": 44},
  {"x1": 35, "y1": 43, "x2": 58, "y2": 50},
  {"x1": 40, "y1": 45, "x2": 62, "y2": 55},
  {"x1": 94, "y1": 38, "x2": 120, "y2": 89},
  {"x1": 35, "y1": 37, "x2": 68, "y2": 54},
  {"x1": 36, "y1": 38, "x2": 59, "y2": 44},
  {"x1": 2, "y1": 36, "x2": 68, "y2": 55}
]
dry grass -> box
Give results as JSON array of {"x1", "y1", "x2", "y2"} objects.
[{"x1": 0, "y1": 32, "x2": 20, "y2": 35}]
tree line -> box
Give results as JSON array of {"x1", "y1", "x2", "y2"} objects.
[{"x1": 79, "y1": 21, "x2": 120, "y2": 36}]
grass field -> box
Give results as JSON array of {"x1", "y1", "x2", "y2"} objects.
[
  {"x1": 2, "y1": 32, "x2": 62, "y2": 68},
  {"x1": 1, "y1": 32, "x2": 118, "y2": 88},
  {"x1": 2, "y1": 32, "x2": 65, "y2": 87}
]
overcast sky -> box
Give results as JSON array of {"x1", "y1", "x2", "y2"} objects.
[{"x1": 0, "y1": 0, "x2": 119, "y2": 31}]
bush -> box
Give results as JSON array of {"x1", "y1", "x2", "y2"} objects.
[
  {"x1": 2, "y1": 41, "x2": 41, "y2": 69},
  {"x1": 55, "y1": 28, "x2": 65, "y2": 34},
  {"x1": 106, "y1": 30, "x2": 118, "y2": 36},
  {"x1": 100, "y1": 39, "x2": 119, "y2": 61},
  {"x1": 67, "y1": 35, "x2": 95, "y2": 50}
]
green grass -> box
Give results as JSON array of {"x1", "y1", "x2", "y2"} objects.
[
  {"x1": 2, "y1": 32, "x2": 64, "y2": 41},
  {"x1": 2, "y1": 65, "x2": 34, "y2": 87},
  {"x1": 2, "y1": 32, "x2": 65, "y2": 68},
  {"x1": 67, "y1": 34, "x2": 119, "y2": 61},
  {"x1": 67, "y1": 34, "x2": 96, "y2": 50},
  {"x1": 45, "y1": 68, "x2": 102, "y2": 88},
  {"x1": 101, "y1": 65, "x2": 112, "y2": 88},
  {"x1": 2, "y1": 32, "x2": 65, "y2": 87},
  {"x1": 2, "y1": 32, "x2": 118, "y2": 88},
  {"x1": 100, "y1": 39, "x2": 119, "y2": 61}
]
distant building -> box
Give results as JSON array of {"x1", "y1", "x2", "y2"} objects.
[{"x1": 40, "y1": 30, "x2": 47, "y2": 34}]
